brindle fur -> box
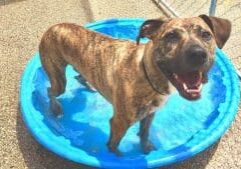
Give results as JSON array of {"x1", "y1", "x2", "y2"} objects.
[{"x1": 39, "y1": 15, "x2": 231, "y2": 155}]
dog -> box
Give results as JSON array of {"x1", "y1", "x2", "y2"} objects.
[{"x1": 39, "y1": 15, "x2": 231, "y2": 155}]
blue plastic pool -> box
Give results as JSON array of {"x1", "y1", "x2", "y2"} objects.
[{"x1": 20, "y1": 18, "x2": 240, "y2": 169}]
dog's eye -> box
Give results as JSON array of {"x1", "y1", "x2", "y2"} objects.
[
  {"x1": 164, "y1": 31, "x2": 180, "y2": 43},
  {"x1": 200, "y1": 30, "x2": 212, "y2": 41}
]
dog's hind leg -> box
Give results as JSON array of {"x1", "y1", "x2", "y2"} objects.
[
  {"x1": 40, "y1": 50, "x2": 67, "y2": 117},
  {"x1": 46, "y1": 60, "x2": 67, "y2": 117}
]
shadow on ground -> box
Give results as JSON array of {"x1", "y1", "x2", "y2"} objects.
[
  {"x1": 17, "y1": 105, "x2": 219, "y2": 169},
  {"x1": 0, "y1": 0, "x2": 26, "y2": 6},
  {"x1": 16, "y1": 106, "x2": 93, "y2": 169}
]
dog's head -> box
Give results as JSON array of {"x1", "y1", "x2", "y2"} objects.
[{"x1": 138, "y1": 15, "x2": 231, "y2": 100}]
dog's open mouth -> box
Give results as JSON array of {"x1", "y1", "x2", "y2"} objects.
[{"x1": 168, "y1": 71, "x2": 205, "y2": 100}]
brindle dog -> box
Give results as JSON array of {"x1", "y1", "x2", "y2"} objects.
[{"x1": 39, "y1": 15, "x2": 231, "y2": 155}]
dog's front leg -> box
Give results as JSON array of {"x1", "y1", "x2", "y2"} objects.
[
  {"x1": 139, "y1": 113, "x2": 156, "y2": 154},
  {"x1": 107, "y1": 113, "x2": 131, "y2": 156},
  {"x1": 48, "y1": 88, "x2": 63, "y2": 118}
]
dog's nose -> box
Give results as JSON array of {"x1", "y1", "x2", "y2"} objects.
[{"x1": 186, "y1": 46, "x2": 207, "y2": 66}]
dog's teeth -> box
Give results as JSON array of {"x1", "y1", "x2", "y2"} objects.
[
  {"x1": 187, "y1": 89, "x2": 198, "y2": 93},
  {"x1": 183, "y1": 83, "x2": 188, "y2": 90},
  {"x1": 198, "y1": 83, "x2": 203, "y2": 91}
]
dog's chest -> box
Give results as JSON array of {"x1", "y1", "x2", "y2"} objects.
[{"x1": 136, "y1": 95, "x2": 169, "y2": 121}]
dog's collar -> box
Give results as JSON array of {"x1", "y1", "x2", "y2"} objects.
[{"x1": 142, "y1": 50, "x2": 169, "y2": 95}]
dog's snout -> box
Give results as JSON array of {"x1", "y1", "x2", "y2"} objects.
[{"x1": 186, "y1": 46, "x2": 207, "y2": 66}]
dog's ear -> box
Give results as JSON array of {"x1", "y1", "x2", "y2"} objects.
[
  {"x1": 137, "y1": 19, "x2": 165, "y2": 45},
  {"x1": 199, "y1": 14, "x2": 231, "y2": 49}
]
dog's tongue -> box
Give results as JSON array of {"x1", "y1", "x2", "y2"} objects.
[{"x1": 178, "y1": 71, "x2": 202, "y2": 87}]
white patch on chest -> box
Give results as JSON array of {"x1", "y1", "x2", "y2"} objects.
[{"x1": 137, "y1": 94, "x2": 170, "y2": 121}]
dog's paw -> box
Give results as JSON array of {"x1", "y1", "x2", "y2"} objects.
[
  {"x1": 107, "y1": 143, "x2": 123, "y2": 156},
  {"x1": 50, "y1": 99, "x2": 63, "y2": 118},
  {"x1": 111, "y1": 148, "x2": 123, "y2": 156},
  {"x1": 141, "y1": 140, "x2": 157, "y2": 154}
]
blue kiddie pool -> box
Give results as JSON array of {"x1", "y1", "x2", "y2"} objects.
[{"x1": 20, "y1": 18, "x2": 240, "y2": 168}]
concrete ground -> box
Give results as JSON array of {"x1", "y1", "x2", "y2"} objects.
[{"x1": 0, "y1": 0, "x2": 240, "y2": 169}]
